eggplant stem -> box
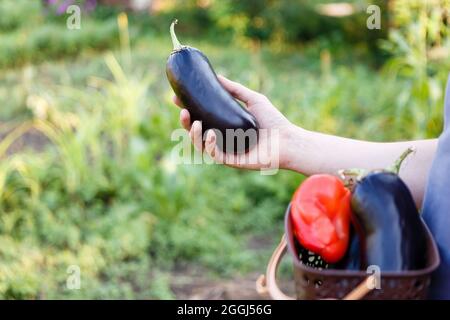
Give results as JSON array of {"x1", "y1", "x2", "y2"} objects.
[
  {"x1": 389, "y1": 147, "x2": 415, "y2": 175},
  {"x1": 170, "y1": 19, "x2": 183, "y2": 51}
]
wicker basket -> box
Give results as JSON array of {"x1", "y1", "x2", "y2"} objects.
[{"x1": 257, "y1": 204, "x2": 440, "y2": 300}]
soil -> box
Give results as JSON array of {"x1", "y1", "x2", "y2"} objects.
[
  {"x1": 170, "y1": 266, "x2": 295, "y2": 300},
  {"x1": 0, "y1": 122, "x2": 49, "y2": 155}
]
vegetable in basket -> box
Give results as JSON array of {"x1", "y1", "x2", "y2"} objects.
[
  {"x1": 294, "y1": 227, "x2": 361, "y2": 270},
  {"x1": 166, "y1": 20, "x2": 259, "y2": 153},
  {"x1": 345, "y1": 147, "x2": 428, "y2": 271},
  {"x1": 290, "y1": 174, "x2": 352, "y2": 264}
]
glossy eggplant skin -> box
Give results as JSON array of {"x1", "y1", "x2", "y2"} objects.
[
  {"x1": 166, "y1": 46, "x2": 259, "y2": 153},
  {"x1": 351, "y1": 172, "x2": 428, "y2": 271}
]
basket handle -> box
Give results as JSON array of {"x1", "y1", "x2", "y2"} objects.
[
  {"x1": 256, "y1": 234, "x2": 295, "y2": 300},
  {"x1": 256, "y1": 234, "x2": 375, "y2": 300}
]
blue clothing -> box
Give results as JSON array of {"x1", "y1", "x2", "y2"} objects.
[{"x1": 422, "y1": 75, "x2": 450, "y2": 299}]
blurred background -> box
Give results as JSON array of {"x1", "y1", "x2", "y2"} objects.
[{"x1": 0, "y1": 0, "x2": 448, "y2": 299}]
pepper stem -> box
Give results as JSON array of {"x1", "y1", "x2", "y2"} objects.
[
  {"x1": 388, "y1": 147, "x2": 415, "y2": 175},
  {"x1": 338, "y1": 168, "x2": 367, "y2": 190},
  {"x1": 170, "y1": 19, "x2": 183, "y2": 51}
]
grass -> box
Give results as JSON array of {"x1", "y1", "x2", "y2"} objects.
[
  {"x1": 0, "y1": 35, "x2": 302, "y2": 298},
  {"x1": 0, "y1": 2, "x2": 448, "y2": 299}
]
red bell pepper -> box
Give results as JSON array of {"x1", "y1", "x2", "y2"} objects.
[{"x1": 290, "y1": 174, "x2": 352, "y2": 263}]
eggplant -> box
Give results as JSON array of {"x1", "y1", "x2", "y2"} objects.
[
  {"x1": 335, "y1": 227, "x2": 362, "y2": 271},
  {"x1": 166, "y1": 20, "x2": 259, "y2": 153},
  {"x1": 347, "y1": 148, "x2": 428, "y2": 271}
]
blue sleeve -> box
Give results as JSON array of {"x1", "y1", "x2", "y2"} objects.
[{"x1": 422, "y1": 74, "x2": 450, "y2": 299}]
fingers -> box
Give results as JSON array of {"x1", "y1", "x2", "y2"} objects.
[
  {"x1": 189, "y1": 120, "x2": 203, "y2": 152},
  {"x1": 217, "y1": 75, "x2": 263, "y2": 105},
  {"x1": 204, "y1": 130, "x2": 221, "y2": 162},
  {"x1": 179, "y1": 109, "x2": 191, "y2": 130},
  {"x1": 204, "y1": 130, "x2": 238, "y2": 166},
  {"x1": 172, "y1": 95, "x2": 183, "y2": 108}
]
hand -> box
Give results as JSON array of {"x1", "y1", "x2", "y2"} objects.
[{"x1": 173, "y1": 75, "x2": 294, "y2": 170}]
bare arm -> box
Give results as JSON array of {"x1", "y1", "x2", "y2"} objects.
[
  {"x1": 283, "y1": 126, "x2": 437, "y2": 207},
  {"x1": 173, "y1": 75, "x2": 438, "y2": 207}
]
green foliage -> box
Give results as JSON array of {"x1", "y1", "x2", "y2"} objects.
[
  {"x1": 0, "y1": 1, "x2": 120, "y2": 69},
  {"x1": 0, "y1": 21, "x2": 119, "y2": 69},
  {"x1": 0, "y1": 0, "x2": 42, "y2": 32},
  {"x1": 0, "y1": 0, "x2": 448, "y2": 299},
  {"x1": 0, "y1": 43, "x2": 299, "y2": 297},
  {"x1": 155, "y1": 0, "x2": 388, "y2": 51},
  {"x1": 212, "y1": 0, "x2": 340, "y2": 42},
  {"x1": 381, "y1": 0, "x2": 450, "y2": 138}
]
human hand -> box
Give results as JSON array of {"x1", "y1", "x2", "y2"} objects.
[{"x1": 173, "y1": 75, "x2": 295, "y2": 171}]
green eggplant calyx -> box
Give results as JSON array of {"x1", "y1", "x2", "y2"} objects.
[
  {"x1": 387, "y1": 147, "x2": 415, "y2": 175},
  {"x1": 338, "y1": 168, "x2": 366, "y2": 190},
  {"x1": 170, "y1": 19, "x2": 184, "y2": 52}
]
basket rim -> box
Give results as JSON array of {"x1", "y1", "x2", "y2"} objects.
[{"x1": 285, "y1": 203, "x2": 441, "y2": 277}]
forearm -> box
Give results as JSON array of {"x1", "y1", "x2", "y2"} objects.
[{"x1": 281, "y1": 125, "x2": 438, "y2": 207}]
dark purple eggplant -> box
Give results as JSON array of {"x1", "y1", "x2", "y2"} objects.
[
  {"x1": 335, "y1": 227, "x2": 362, "y2": 270},
  {"x1": 166, "y1": 20, "x2": 259, "y2": 153},
  {"x1": 347, "y1": 148, "x2": 428, "y2": 271}
]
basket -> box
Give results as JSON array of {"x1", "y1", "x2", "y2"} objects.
[{"x1": 256, "y1": 204, "x2": 440, "y2": 300}]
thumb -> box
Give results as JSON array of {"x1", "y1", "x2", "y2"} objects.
[{"x1": 217, "y1": 75, "x2": 263, "y2": 105}]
